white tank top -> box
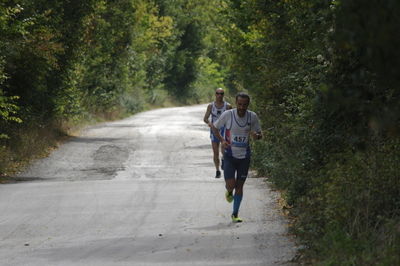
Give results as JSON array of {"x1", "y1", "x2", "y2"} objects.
[
  {"x1": 213, "y1": 108, "x2": 261, "y2": 159},
  {"x1": 210, "y1": 101, "x2": 228, "y2": 122},
  {"x1": 226, "y1": 110, "x2": 252, "y2": 158}
]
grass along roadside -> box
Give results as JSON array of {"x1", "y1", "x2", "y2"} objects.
[
  {"x1": 1, "y1": 121, "x2": 74, "y2": 183},
  {"x1": 0, "y1": 106, "x2": 132, "y2": 183}
]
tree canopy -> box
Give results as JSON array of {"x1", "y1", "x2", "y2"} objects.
[{"x1": 1, "y1": 0, "x2": 399, "y2": 264}]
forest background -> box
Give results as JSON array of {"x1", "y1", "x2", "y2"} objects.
[{"x1": 1, "y1": 0, "x2": 399, "y2": 264}]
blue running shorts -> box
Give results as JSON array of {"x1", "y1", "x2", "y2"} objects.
[{"x1": 223, "y1": 153, "x2": 250, "y2": 180}]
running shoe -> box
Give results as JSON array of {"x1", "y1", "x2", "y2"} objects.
[
  {"x1": 231, "y1": 214, "x2": 243, "y2": 223},
  {"x1": 225, "y1": 191, "x2": 233, "y2": 203},
  {"x1": 215, "y1": 170, "x2": 221, "y2": 178}
]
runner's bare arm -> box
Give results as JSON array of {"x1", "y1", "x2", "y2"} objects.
[
  {"x1": 250, "y1": 113, "x2": 262, "y2": 140},
  {"x1": 251, "y1": 131, "x2": 263, "y2": 140},
  {"x1": 203, "y1": 104, "x2": 212, "y2": 127}
]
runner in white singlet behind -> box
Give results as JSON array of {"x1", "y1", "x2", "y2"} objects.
[
  {"x1": 211, "y1": 92, "x2": 263, "y2": 223},
  {"x1": 203, "y1": 88, "x2": 232, "y2": 178}
]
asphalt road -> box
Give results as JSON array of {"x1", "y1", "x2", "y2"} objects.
[{"x1": 0, "y1": 105, "x2": 296, "y2": 266}]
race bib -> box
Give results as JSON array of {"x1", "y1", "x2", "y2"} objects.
[{"x1": 232, "y1": 134, "x2": 248, "y2": 147}]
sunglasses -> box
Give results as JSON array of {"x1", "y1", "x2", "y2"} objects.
[{"x1": 216, "y1": 92, "x2": 224, "y2": 95}]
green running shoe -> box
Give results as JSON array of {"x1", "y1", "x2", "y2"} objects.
[
  {"x1": 231, "y1": 214, "x2": 243, "y2": 223},
  {"x1": 225, "y1": 191, "x2": 233, "y2": 203}
]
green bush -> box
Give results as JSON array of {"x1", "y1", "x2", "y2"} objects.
[{"x1": 222, "y1": 0, "x2": 400, "y2": 264}]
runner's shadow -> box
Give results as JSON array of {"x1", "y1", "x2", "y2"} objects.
[{"x1": 188, "y1": 222, "x2": 238, "y2": 231}]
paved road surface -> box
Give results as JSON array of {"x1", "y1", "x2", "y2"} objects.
[{"x1": 0, "y1": 105, "x2": 296, "y2": 265}]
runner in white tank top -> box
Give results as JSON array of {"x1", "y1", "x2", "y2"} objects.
[
  {"x1": 211, "y1": 92, "x2": 263, "y2": 223},
  {"x1": 203, "y1": 88, "x2": 232, "y2": 178},
  {"x1": 217, "y1": 108, "x2": 260, "y2": 159}
]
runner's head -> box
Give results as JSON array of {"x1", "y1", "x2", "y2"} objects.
[
  {"x1": 235, "y1": 92, "x2": 250, "y2": 117},
  {"x1": 215, "y1": 88, "x2": 225, "y2": 101}
]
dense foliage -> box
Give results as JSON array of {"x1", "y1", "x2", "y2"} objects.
[
  {"x1": 0, "y1": 0, "x2": 227, "y2": 174},
  {"x1": 1, "y1": 0, "x2": 399, "y2": 264},
  {"x1": 221, "y1": 0, "x2": 400, "y2": 264}
]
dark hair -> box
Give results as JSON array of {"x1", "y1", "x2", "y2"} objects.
[{"x1": 235, "y1": 92, "x2": 250, "y2": 102}]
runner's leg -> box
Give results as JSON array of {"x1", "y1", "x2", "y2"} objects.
[
  {"x1": 212, "y1": 142, "x2": 220, "y2": 171},
  {"x1": 219, "y1": 128, "x2": 225, "y2": 169},
  {"x1": 232, "y1": 157, "x2": 250, "y2": 220},
  {"x1": 233, "y1": 179, "x2": 245, "y2": 217},
  {"x1": 223, "y1": 154, "x2": 236, "y2": 202}
]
